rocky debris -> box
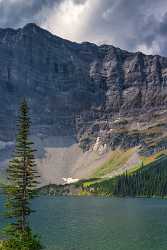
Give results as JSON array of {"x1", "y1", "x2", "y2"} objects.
[{"x1": 140, "y1": 141, "x2": 167, "y2": 157}]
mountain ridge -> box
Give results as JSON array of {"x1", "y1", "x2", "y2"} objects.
[{"x1": 1, "y1": 22, "x2": 165, "y2": 58}]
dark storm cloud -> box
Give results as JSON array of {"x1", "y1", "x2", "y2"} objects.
[
  {"x1": 0, "y1": 0, "x2": 87, "y2": 28},
  {"x1": 82, "y1": 0, "x2": 167, "y2": 55},
  {"x1": 1, "y1": 0, "x2": 167, "y2": 56},
  {"x1": 0, "y1": 0, "x2": 61, "y2": 28}
]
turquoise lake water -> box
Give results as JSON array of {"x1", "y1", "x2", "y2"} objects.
[{"x1": 1, "y1": 196, "x2": 167, "y2": 250}]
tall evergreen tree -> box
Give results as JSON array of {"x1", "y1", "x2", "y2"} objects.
[{"x1": 2, "y1": 99, "x2": 42, "y2": 250}]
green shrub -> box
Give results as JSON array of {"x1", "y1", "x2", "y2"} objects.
[{"x1": 0, "y1": 230, "x2": 42, "y2": 250}]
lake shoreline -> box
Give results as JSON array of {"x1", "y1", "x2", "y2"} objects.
[
  {"x1": 1, "y1": 183, "x2": 167, "y2": 200},
  {"x1": 37, "y1": 183, "x2": 167, "y2": 200}
]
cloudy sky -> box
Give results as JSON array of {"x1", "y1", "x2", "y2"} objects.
[{"x1": 0, "y1": 0, "x2": 167, "y2": 56}]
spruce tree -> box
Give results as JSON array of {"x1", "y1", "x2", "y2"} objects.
[{"x1": 2, "y1": 99, "x2": 42, "y2": 250}]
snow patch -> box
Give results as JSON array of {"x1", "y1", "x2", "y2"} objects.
[
  {"x1": 93, "y1": 137, "x2": 101, "y2": 151},
  {"x1": 62, "y1": 177, "x2": 79, "y2": 184},
  {"x1": 93, "y1": 137, "x2": 107, "y2": 154},
  {"x1": 113, "y1": 117, "x2": 121, "y2": 123}
]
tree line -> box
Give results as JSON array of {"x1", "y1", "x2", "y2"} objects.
[{"x1": 87, "y1": 157, "x2": 167, "y2": 198}]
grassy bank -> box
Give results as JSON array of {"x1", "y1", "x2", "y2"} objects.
[{"x1": 38, "y1": 153, "x2": 167, "y2": 199}]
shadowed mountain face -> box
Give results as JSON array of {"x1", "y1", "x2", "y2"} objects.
[{"x1": 1, "y1": 23, "x2": 167, "y2": 183}]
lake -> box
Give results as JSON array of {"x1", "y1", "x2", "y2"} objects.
[{"x1": 0, "y1": 196, "x2": 167, "y2": 250}]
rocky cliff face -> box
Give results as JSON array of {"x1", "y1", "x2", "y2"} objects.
[{"x1": 1, "y1": 23, "x2": 167, "y2": 183}]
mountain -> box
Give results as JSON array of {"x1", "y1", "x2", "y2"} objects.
[{"x1": 1, "y1": 23, "x2": 167, "y2": 184}]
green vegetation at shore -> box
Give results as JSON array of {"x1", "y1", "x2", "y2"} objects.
[
  {"x1": 84, "y1": 154, "x2": 167, "y2": 197},
  {"x1": 38, "y1": 153, "x2": 167, "y2": 199}
]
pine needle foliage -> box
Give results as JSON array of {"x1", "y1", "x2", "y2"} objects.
[{"x1": 3, "y1": 99, "x2": 42, "y2": 249}]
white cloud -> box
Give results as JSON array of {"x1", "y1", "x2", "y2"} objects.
[
  {"x1": 42, "y1": 0, "x2": 100, "y2": 42},
  {"x1": 137, "y1": 42, "x2": 161, "y2": 55}
]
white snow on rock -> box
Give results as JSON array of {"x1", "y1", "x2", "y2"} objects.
[
  {"x1": 93, "y1": 137, "x2": 107, "y2": 154},
  {"x1": 62, "y1": 177, "x2": 79, "y2": 184},
  {"x1": 93, "y1": 137, "x2": 101, "y2": 151},
  {"x1": 113, "y1": 117, "x2": 121, "y2": 123}
]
